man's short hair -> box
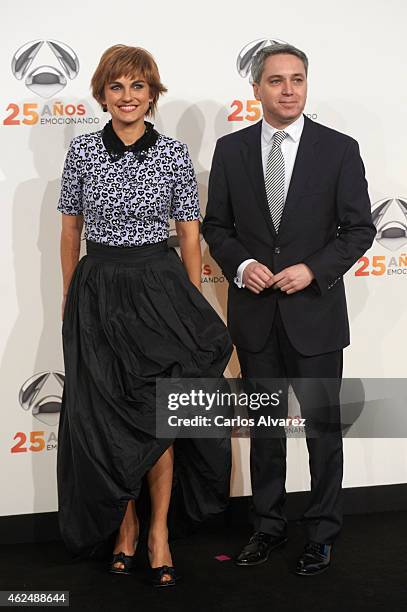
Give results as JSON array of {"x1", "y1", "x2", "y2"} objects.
[{"x1": 251, "y1": 43, "x2": 309, "y2": 83}]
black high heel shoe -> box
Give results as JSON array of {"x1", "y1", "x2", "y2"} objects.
[
  {"x1": 109, "y1": 551, "x2": 135, "y2": 575},
  {"x1": 109, "y1": 531, "x2": 138, "y2": 576},
  {"x1": 150, "y1": 564, "x2": 179, "y2": 587}
]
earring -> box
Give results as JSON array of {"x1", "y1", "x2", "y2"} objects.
[{"x1": 102, "y1": 103, "x2": 107, "y2": 112}]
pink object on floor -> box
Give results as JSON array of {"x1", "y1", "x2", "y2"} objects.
[{"x1": 215, "y1": 554, "x2": 231, "y2": 561}]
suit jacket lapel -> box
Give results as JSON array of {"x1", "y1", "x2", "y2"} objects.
[
  {"x1": 277, "y1": 116, "x2": 319, "y2": 234},
  {"x1": 241, "y1": 121, "x2": 277, "y2": 238}
]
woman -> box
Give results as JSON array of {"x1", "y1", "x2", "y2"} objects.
[{"x1": 57, "y1": 44, "x2": 232, "y2": 587}]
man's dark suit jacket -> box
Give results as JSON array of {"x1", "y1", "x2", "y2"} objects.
[{"x1": 202, "y1": 116, "x2": 376, "y2": 356}]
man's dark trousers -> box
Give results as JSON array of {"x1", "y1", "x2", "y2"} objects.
[{"x1": 237, "y1": 304, "x2": 343, "y2": 543}]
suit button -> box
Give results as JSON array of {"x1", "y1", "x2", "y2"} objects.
[{"x1": 274, "y1": 247, "x2": 281, "y2": 254}]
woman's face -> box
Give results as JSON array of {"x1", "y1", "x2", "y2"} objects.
[{"x1": 101, "y1": 75, "x2": 152, "y2": 125}]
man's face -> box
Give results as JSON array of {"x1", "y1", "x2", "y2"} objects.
[{"x1": 253, "y1": 53, "x2": 307, "y2": 128}]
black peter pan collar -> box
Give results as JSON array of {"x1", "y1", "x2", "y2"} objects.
[{"x1": 102, "y1": 120, "x2": 159, "y2": 161}]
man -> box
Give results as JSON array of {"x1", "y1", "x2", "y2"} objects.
[{"x1": 202, "y1": 44, "x2": 376, "y2": 575}]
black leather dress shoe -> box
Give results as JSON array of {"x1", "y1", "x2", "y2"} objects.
[
  {"x1": 235, "y1": 531, "x2": 288, "y2": 566},
  {"x1": 295, "y1": 542, "x2": 332, "y2": 576}
]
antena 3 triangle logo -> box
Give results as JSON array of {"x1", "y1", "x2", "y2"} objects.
[
  {"x1": 6, "y1": 40, "x2": 99, "y2": 128},
  {"x1": 372, "y1": 197, "x2": 407, "y2": 251},
  {"x1": 12, "y1": 39, "x2": 79, "y2": 98}
]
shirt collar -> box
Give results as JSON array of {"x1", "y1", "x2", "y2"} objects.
[
  {"x1": 102, "y1": 119, "x2": 159, "y2": 161},
  {"x1": 261, "y1": 113, "x2": 304, "y2": 145}
]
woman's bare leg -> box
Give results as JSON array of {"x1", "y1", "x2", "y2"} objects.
[
  {"x1": 112, "y1": 500, "x2": 139, "y2": 570},
  {"x1": 147, "y1": 446, "x2": 174, "y2": 583}
]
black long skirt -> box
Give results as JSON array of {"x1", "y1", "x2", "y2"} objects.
[{"x1": 57, "y1": 239, "x2": 233, "y2": 557}]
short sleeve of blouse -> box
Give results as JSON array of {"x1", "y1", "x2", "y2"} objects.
[
  {"x1": 170, "y1": 143, "x2": 200, "y2": 221},
  {"x1": 57, "y1": 137, "x2": 84, "y2": 215}
]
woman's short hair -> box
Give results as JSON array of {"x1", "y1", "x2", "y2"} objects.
[{"x1": 91, "y1": 45, "x2": 167, "y2": 115}]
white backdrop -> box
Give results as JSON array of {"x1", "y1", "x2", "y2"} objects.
[{"x1": 1, "y1": 0, "x2": 406, "y2": 517}]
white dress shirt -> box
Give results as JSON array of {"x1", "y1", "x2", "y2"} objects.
[{"x1": 235, "y1": 114, "x2": 305, "y2": 288}]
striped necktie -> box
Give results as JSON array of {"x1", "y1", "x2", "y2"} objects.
[{"x1": 265, "y1": 130, "x2": 287, "y2": 232}]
